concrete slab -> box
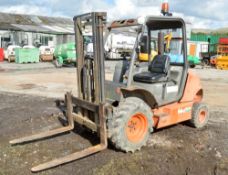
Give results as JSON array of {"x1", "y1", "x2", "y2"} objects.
[
  {"x1": 0, "y1": 61, "x2": 55, "y2": 71},
  {"x1": 1, "y1": 60, "x2": 227, "y2": 107},
  {"x1": 0, "y1": 68, "x2": 78, "y2": 99}
]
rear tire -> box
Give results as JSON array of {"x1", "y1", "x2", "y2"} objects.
[
  {"x1": 108, "y1": 97, "x2": 153, "y2": 152},
  {"x1": 188, "y1": 103, "x2": 209, "y2": 128}
]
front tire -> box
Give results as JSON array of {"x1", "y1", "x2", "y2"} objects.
[
  {"x1": 190, "y1": 64, "x2": 196, "y2": 68},
  {"x1": 108, "y1": 97, "x2": 153, "y2": 152},
  {"x1": 54, "y1": 59, "x2": 62, "y2": 68}
]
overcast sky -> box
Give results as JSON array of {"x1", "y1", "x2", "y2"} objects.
[{"x1": 0, "y1": 0, "x2": 227, "y2": 29}]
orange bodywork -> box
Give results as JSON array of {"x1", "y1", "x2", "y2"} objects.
[
  {"x1": 180, "y1": 70, "x2": 202, "y2": 103},
  {"x1": 152, "y1": 70, "x2": 202, "y2": 129}
]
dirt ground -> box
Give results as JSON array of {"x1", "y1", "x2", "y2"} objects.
[{"x1": 0, "y1": 64, "x2": 228, "y2": 175}]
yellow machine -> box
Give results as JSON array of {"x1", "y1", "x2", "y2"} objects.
[
  {"x1": 139, "y1": 51, "x2": 158, "y2": 61},
  {"x1": 216, "y1": 45, "x2": 228, "y2": 70},
  {"x1": 164, "y1": 33, "x2": 172, "y2": 52},
  {"x1": 139, "y1": 33, "x2": 172, "y2": 61}
]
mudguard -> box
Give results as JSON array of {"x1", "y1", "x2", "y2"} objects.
[
  {"x1": 180, "y1": 70, "x2": 203, "y2": 103},
  {"x1": 121, "y1": 87, "x2": 158, "y2": 108}
]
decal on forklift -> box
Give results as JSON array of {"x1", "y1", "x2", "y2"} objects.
[
  {"x1": 167, "y1": 86, "x2": 178, "y2": 93},
  {"x1": 178, "y1": 107, "x2": 191, "y2": 114}
]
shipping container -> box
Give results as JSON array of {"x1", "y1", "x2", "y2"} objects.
[
  {"x1": 190, "y1": 33, "x2": 228, "y2": 44},
  {"x1": 191, "y1": 33, "x2": 228, "y2": 53},
  {"x1": 219, "y1": 38, "x2": 228, "y2": 45}
]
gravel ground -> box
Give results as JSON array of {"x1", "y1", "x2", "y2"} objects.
[{"x1": 0, "y1": 64, "x2": 227, "y2": 175}]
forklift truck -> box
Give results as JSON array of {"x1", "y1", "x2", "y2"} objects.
[{"x1": 10, "y1": 12, "x2": 209, "y2": 172}]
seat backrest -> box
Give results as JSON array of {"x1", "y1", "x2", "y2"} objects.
[{"x1": 148, "y1": 55, "x2": 170, "y2": 74}]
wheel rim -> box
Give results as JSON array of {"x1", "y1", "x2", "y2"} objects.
[
  {"x1": 199, "y1": 110, "x2": 206, "y2": 123},
  {"x1": 125, "y1": 113, "x2": 148, "y2": 143}
]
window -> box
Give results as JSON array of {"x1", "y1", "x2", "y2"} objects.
[{"x1": 149, "y1": 27, "x2": 184, "y2": 63}]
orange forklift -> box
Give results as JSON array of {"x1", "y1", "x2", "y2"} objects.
[{"x1": 10, "y1": 12, "x2": 209, "y2": 172}]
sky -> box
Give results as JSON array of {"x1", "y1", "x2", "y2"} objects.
[{"x1": 0, "y1": 0, "x2": 227, "y2": 29}]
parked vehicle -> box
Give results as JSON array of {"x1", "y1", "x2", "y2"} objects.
[
  {"x1": 187, "y1": 55, "x2": 200, "y2": 68},
  {"x1": 39, "y1": 46, "x2": 54, "y2": 61},
  {"x1": 215, "y1": 38, "x2": 228, "y2": 70},
  {"x1": 5, "y1": 45, "x2": 21, "y2": 62},
  {"x1": 54, "y1": 43, "x2": 76, "y2": 67},
  {"x1": 11, "y1": 12, "x2": 209, "y2": 172},
  {"x1": 197, "y1": 38, "x2": 228, "y2": 68},
  {"x1": 104, "y1": 33, "x2": 136, "y2": 59}
]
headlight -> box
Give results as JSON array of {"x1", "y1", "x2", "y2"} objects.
[{"x1": 137, "y1": 16, "x2": 146, "y2": 25}]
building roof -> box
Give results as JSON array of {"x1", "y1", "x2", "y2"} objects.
[
  {"x1": 192, "y1": 28, "x2": 228, "y2": 35},
  {"x1": 213, "y1": 27, "x2": 228, "y2": 34},
  {"x1": 0, "y1": 12, "x2": 74, "y2": 35}
]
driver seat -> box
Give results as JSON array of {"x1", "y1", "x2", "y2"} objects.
[{"x1": 133, "y1": 55, "x2": 170, "y2": 83}]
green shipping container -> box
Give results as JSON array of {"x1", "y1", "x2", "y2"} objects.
[
  {"x1": 191, "y1": 33, "x2": 228, "y2": 53},
  {"x1": 15, "y1": 48, "x2": 39, "y2": 64},
  {"x1": 191, "y1": 33, "x2": 218, "y2": 44}
]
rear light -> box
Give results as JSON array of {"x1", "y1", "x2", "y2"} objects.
[
  {"x1": 161, "y1": 2, "x2": 169, "y2": 14},
  {"x1": 161, "y1": 0, "x2": 172, "y2": 16}
]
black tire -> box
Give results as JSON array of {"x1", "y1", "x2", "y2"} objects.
[
  {"x1": 108, "y1": 97, "x2": 153, "y2": 152},
  {"x1": 203, "y1": 59, "x2": 209, "y2": 66},
  {"x1": 188, "y1": 103, "x2": 209, "y2": 128},
  {"x1": 54, "y1": 59, "x2": 62, "y2": 68},
  {"x1": 190, "y1": 64, "x2": 196, "y2": 68}
]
